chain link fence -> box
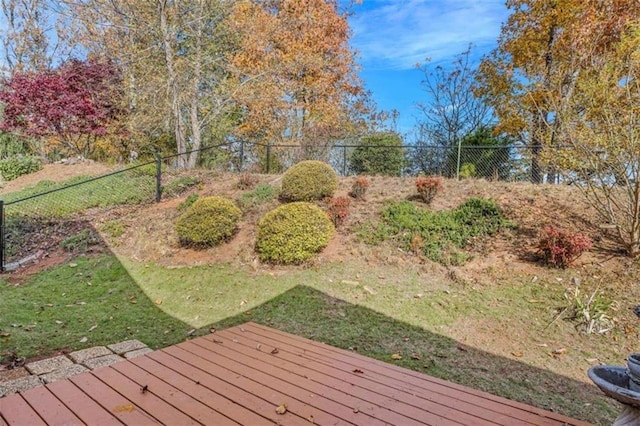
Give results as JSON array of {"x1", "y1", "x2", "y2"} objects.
[{"x1": 1, "y1": 141, "x2": 558, "y2": 272}]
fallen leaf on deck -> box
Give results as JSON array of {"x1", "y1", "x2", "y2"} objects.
[
  {"x1": 511, "y1": 351, "x2": 524, "y2": 358},
  {"x1": 353, "y1": 368, "x2": 364, "y2": 374},
  {"x1": 307, "y1": 415, "x2": 314, "y2": 423},
  {"x1": 256, "y1": 343, "x2": 262, "y2": 350},
  {"x1": 275, "y1": 403, "x2": 288, "y2": 415},
  {"x1": 271, "y1": 348, "x2": 279, "y2": 354},
  {"x1": 391, "y1": 353, "x2": 402, "y2": 360},
  {"x1": 113, "y1": 404, "x2": 134, "y2": 413}
]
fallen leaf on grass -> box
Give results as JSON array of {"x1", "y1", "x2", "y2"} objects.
[
  {"x1": 80, "y1": 337, "x2": 88, "y2": 343},
  {"x1": 275, "y1": 403, "x2": 288, "y2": 415},
  {"x1": 0, "y1": 332, "x2": 10, "y2": 337},
  {"x1": 411, "y1": 353, "x2": 422, "y2": 360},
  {"x1": 511, "y1": 352, "x2": 524, "y2": 358},
  {"x1": 155, "y1": 299, "x2": 162, "y2": 305},
  {"x1": 391, "y1": 353, "x2": 402, "y2": 360},
  {"x1": 549, "y1": 348, "x2": 568, "y2": 358}
]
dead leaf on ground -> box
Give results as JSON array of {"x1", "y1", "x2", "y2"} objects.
[
  {"x1": 270, "y1": 348, "x2": 279, "y2": 354},
  {"x1": 511, "y1": 351, "x2": 524, "y2": 358},
  {"x1": 411, "y1": 353, "x2": 421, "y2": 360},
  {"x1": 353, "y1": 368, "x2": 364, "y2": 374},
  {"x1": 0, "y1": 332, "x2": 10, "y2": 337},
  {"x1": 391, "y1": 353, "x2": 402, "y2": 360},
  {"x1": 550, "y1": 348, "x2": 568, "y2": 357},
  {"x1": 275, "y1": 403, "x2": 288, "y2": 415},
  {"x1": 155, "y1": 299, "x2": 162, "y2": 305},
  {"x1": 307, "y1": 415, "x2": 314, "y2": 423},
  {"x1": 113, "y1": 404, "x2": 134, "y2": 413}
]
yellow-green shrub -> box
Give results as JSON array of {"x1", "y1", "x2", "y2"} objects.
[
  {"x1": 256, "y1": 202, "x2": 334, "y2": 264},
  {"x1": 280, "y1": 160, "x2": 338, "y2": 202},
  {"x1": 176, "y1": 196, "x2": 242, "y2": 247}
]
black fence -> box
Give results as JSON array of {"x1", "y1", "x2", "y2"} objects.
[{"x1": 0, "y1": 141, "x2": 556, "y2": 272}]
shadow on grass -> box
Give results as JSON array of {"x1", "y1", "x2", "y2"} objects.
[
  {"x1": 0, "y1": 221, "x2": 195, "y2": 364},
  {"x1": 210, "y1": 285, "x2": 617, "y2": 425}
]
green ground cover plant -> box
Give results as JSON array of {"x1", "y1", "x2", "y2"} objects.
[{"x1": 360, "y1": 198, "x2": 511, "y2": 265}]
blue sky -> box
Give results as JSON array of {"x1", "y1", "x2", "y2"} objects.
[{"x1": 347, "y1": 0, "x2": 510, "y2": 136}]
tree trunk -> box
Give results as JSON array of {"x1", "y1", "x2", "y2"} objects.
[
  {"x1": 187, "y1": 0, "x2": 204, "y2": 169},
  {"x1": 158, "y1": 0, "x2": 187, "y2": 168}
]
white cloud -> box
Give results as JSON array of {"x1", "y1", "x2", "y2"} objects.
[{"x1": 349, "y1": 0, "x2": 508, "y2": 70}]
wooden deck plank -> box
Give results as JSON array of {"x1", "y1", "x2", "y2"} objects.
[
  {"x1": 112, "y1": 357, "x2": 246, "y2": 425},
  {"x1": 211, "y1": 329, "x2": 495, "y2": 426},
  {"x1": 162, "y1": 345, "x2": 348, "y2": 424},
  {"x1": 147, "y1": 349, "x2": 311, "y2": 426},
  {"x1": 91, "y1": 366, "x2": 199, "y2": 425},
  {"x1": 186, "y1": 337, "x2": 436, "y2": 426},
  {"x1": 171, "y1": 341, "x2": 375, "y2": 425},
  {"x1": 69, "y1": 371, "x2": 159, "y2": 425},
  {"x1": 46, "y1": 379, "x2": 122, "y2": 426},
  {"x1": 223, "y1": 325, "x2": 553, "y2": 426},
  {"x1": 0, "y1": 394, "x2": 46, "y2": 426},
  {"x1": 20, "y1": 386, "x2": 83, "y2": 426},
  {"x1": 242, "y1": 322, "x2": 587, "y2": 426}
]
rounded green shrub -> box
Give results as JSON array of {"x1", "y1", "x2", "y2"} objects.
[
  {"x1": 280, "y1": 160, "x2": 338, "y2": 202},
  {"x1": 176, "y1": 196, "x2": 242, "y2": 247},
  {"x1": 256, "y1": 202, "x2": 335, "y2": 264}
]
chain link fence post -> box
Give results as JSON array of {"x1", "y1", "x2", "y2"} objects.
[
  {"x1": 266, "y1": 143, "x2": 271, "y2": 174},
  {"x1": 0, "y1": 200, "x2": 4, "y2": 273},
  {"x1": 239, "y1": 140, "x2": 244, "y2": 172},
  {"x1": 155, "y1": 153, "x2": 163, "y2": 202}
]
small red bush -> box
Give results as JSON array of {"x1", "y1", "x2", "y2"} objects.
[
  {"x1": 537, "y1": 226, "x2": 592, "y2": 268},
  {"x1": 349, "y1": 176, "x2": 370, "y2": 199},
  {"x1": 415, "y1": 176, "x2": 443, "y2": 204},
  {"x1": 326, "y1": 196, "x2": 351, "y2": 227}
]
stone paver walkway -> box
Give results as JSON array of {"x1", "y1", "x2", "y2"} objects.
[{"x1": 0, "y1": 339, "x2": 152, "y2": 397}]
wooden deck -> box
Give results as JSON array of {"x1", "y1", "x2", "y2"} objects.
[{"x1": 0, "y1": 322, "x2": 589, "y2": 425}]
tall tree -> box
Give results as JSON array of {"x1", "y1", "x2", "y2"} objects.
[
  {"x1": 0, "y1": 0, "x2": 80, "y2": 73},
  {"x1": 67, "y1": 0, "x2": 237, "y2": 167},
  {"x1": 228, "y1": 0, "x2": 369, "y2": 168},
  {"x1": 476, "y1": 0, "x2": 640, "y2": 184},
  {"x1": 413, "y1": 46, "x2": 493, "y2": 178}
]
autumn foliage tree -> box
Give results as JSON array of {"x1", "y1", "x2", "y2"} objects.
[
  {"x1": 0, "y1": 58, "x2": 124, "y2": 158},
  {"x1": 228, "y1": 0, "x2": 369, "y2": 168}
]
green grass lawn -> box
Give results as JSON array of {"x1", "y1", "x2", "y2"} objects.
[{"x1": 0, "y1": 253, "x2": 619, "y2": 424}]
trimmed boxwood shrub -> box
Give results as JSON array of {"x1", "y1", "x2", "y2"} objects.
[
  {"x1": 280, "y1": 160, "x2": 338, "y2": 202},
  {"x1": 176, "y1": 196, "x2": 242, "y2": 247},
  {"x1": 256, "y1": 202, "x2": 335, "y2": 264}
]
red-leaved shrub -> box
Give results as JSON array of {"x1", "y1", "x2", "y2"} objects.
[
  {"x1": 415, "y1": 176, "x2": 443, "y2": 204},
  {"x1": 537, "y1": 226, "x2": 592, "y2": 268},
  {"x1": 326, "y1": 196, "x2": 351, "y2": 227},
  {"x1": 349, "y1": 176, "x2": 370, "y2": 199}
]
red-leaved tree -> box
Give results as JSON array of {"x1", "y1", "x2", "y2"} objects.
[{"x1": 0, "y1": 59, "x2": 124, "y2": 158}]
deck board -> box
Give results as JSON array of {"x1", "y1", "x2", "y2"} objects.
[{"x1": 0, "y1": 322, "x2": 591, "y2": 425}]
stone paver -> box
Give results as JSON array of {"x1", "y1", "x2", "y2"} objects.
[
  {"x1": 25, "y1": 356, "x2": 73, "y2": 375},
  {"x1": 83, "y1": 354, "x2": 124, "y2": 370},
  {"x1": 0, "y1": 375, "x2": 42, "y2": 397},
  {"x1": 124, "y1": 348, "x2": 153, "y2": 359},
  {"x1": 107, "y1": 340, "x2": 147, "y2": 355},
  {"x1": 68, "y1": 346, "x2": 113, "y2": 363},
  {"x1": 0, "y1": 367, "x2": 29, "y2": 382},
  {"x1": 40, "y1": 364, "x2": 88, "y2": 384}
]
